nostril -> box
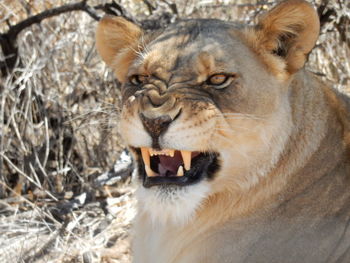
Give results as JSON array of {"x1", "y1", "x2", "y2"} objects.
[{"x1": 140, "y1": 113, "x2": 173, "y2": 139}]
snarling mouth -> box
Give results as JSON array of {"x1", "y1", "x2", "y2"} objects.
[{"x1": 134, "y1": 147, "x2": 220, "y2": 188}]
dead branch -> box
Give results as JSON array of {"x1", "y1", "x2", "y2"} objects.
[
  {"x1": 0, "y1": 0, "x2": 132, "y2": 76},
  {"x1": 317, "y1": 0, "x2": 350, "y2": 47}
]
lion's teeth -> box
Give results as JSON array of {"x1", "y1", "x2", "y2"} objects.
[
  {"x1": 177, "y1": 165, "x2": 184, "y2": 176},
  {"x1": 141, "y1": 147, "x2": 191, "y2": 176},
  {"x1": 141, "y1": 147, "x2": 150, "y2": 167},
  {"x1": 145, "y1": 165, "x2": 156, "y2": 177},
  {"x1": 148, "y1": 148, "x2": 175, "y2": 157},
  {"x1": 180, "y1": 150, "x2": 192, "y2": 171}
]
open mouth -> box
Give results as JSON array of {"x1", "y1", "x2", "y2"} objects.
[{"x1": 134, "y1": 147, "x2": 220, "y2": 188}]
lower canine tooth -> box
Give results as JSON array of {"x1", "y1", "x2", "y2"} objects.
[
  {"x1": 177, "y1": 165, "x2": 184, "y2": 176},
  {"x1": 145, "y1": 165, "x2": 156, "y2": 177},
  {"x1": 180, "y1": 150, "x2": 192, "y2": 171}
]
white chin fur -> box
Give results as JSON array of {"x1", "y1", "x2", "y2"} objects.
[{"x1": 136, "y1": 181, "x2": 211, "y2": 226}]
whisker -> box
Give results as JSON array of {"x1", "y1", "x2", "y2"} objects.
[
  {"x1": 220, "y1": 112, "x2": 263, "y2": 117},
  {"x1": 214, "y1": 115, "x2": 264, "y2": 121},
  {"x1": 211, "y1": 133, "x2": 252, "y2": 160},
  {"x1": 213, "y1": 128, "x2": 237, "y2": 134},
  {"x1": 214, "y1": 126, "x2": 256, "y2": 132},
  {"x1": 211, "y1": 133, "x2": 234, "y2": 144},
  {"x1": 213, "y1": 117, "x2": 264, "y2": 123},
  {"x1": 65, "y1": 109, "x2": 119, "y2": 124},
  {"x1": 218, "y1": 112, "x2": 265, "y2": 118}
]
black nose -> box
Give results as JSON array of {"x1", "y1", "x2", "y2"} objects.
[{"x1": 140, "y1": 113, "x2": 173, "y2": 143}]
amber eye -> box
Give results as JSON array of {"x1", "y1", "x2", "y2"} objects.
[
  {"x1": 207, "y1": 74, "x2": 234, "y2": 89},
  {"x1": 129, "y1": 75, "x2": 147, "y2": 85}
]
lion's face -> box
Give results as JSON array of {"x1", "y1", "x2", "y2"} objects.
[
  {"x1": 119, "y1": 20, "x2": 290, "y2": 224},
  {"x1": 96, "y1": 1, "x2": 319, "y2": 225}
]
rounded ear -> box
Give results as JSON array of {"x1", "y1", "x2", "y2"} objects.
[
  {"x1": 244, "y1": 0, "x2": 320, "y2": 76},
  {"x1": 95, "y1": 16, "x2": 142, "y2": 82}
]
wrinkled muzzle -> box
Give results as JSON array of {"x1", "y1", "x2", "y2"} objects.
[{"x1": 123, "y1": 86, "x2": 220, "y2": 188}]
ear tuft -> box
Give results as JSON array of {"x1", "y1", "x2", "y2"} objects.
[
  {"x1": 95, "y1": 16, "x2": 142, "y2": 82},
  {"x1": 244, "y1": 0, "x2": 320, "y2": 76}
]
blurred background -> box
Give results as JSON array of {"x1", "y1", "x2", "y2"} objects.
[{"x1": 0, "y1": 0, "x2": 349, "y2": 262}]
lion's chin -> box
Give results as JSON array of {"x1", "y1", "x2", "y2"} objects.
[{"x1": 136, "y1": 182, "x2": 211, "y2": 226}]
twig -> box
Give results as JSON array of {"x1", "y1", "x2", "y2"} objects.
[
  {"x1": 43, "y1": 117, "x2": 50, "y2": 169},
  {"x1": 0, "y1": 180, "x2": 61, "y2": 226},
  {"x1": 0, "y1": 152, "x2": 58, "y2": 201},
  {"x1": 160, "y1": 0, "x2": 178, "y2": 15},
  {"x1": 0, "y1": 0, "x2": 130, "y2": 76},
  {"x1": 143, "y1": 0, "x2": 156, "y2": 14},
  {"x1": 4, "y1": 1, "x2": 92, "y2": 40}
]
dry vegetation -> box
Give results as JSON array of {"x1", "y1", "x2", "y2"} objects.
[{"x1": 0, "y1": 0, "x2": 349, "y2": 262}]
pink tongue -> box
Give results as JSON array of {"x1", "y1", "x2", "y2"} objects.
[{"x1": 158, "y1": 151, "x2": 183, "y2": 174}]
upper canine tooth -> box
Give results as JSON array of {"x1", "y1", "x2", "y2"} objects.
[
  {"x1": 177, "y1": 165, "x2": 184, "y2": 176},
  {"x1": 141, "y1": 147, "x2": 150, "y2": 167},
  {"x1": 180, "y1": 150, "x2": 192, "y2": 171},
  {"x1": 169, "y1": 150, "x2": 175, "y2": 157},
  {"x1": 145, "y1": 165, "x2": 156, "y2": 177}
]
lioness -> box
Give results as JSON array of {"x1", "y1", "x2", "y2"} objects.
[{"x1": 96, "y1": 0, "x2": 350, "y2": 262}]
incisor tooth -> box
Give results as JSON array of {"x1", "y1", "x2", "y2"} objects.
[
  {"x1": 147, "y1": 149, "x2": 176, "y2": 156},
  {"x1": 180, "y1": 150, "x2": 192, "y2": 171},
  {"x1": 177, "y1": 165, "x2": 184, "y2": 176},
  {"x1": 141, "y1": 147, "x2": 150, "y2": 167},
  {"x1": 145, "y1": 165, "x2": 156, "y2": 177}
]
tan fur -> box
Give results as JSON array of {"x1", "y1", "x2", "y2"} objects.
[
  {"x1": 96, "y1": 1, "x2": 350, "y2": 262},
  {"x1": 243, "y1": 0, "x2": 320, "y2": 78},
  {"x1": 96, "y1": 16, "x2": 142, "y2": 81}
]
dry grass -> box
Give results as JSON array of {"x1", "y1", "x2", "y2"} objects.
[{"x1": 0, "y1": 0, "x2": 349, "y2": 262}]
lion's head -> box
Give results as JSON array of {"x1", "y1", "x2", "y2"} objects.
[{"x1": 96, "y1": 0, "x2": 320, "y2": 225}]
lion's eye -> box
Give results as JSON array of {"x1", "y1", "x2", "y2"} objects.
[
  {"x1": 207, "y1": 74, "x2": 233, "y2": 88},
  {"x1": 130, "y1": 75, "x2": 147, "y2": 85}
]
